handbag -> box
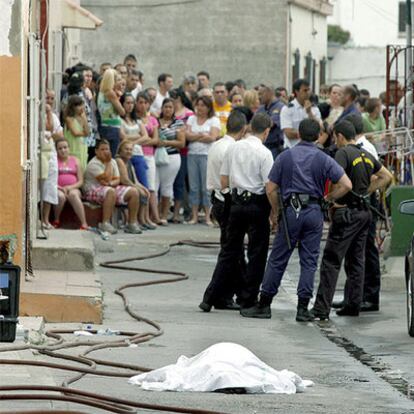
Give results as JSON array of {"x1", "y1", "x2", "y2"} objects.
[{"x1": 155, "y1": 147, "x2": 170, "y2": 166}]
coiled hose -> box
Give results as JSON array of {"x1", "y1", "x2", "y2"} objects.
[{"x1": 0, "y1": 240, "x2": 229, "y2": 414}]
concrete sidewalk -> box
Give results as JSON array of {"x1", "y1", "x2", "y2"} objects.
[
  {"x1": 21, "y1": 229, "x2": 102, "y2": 322},
  {"x1": 1, "y1": 224, "x2": 413, "y2": 413}
]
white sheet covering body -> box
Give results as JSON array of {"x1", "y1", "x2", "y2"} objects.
[{"x1": 129, "y1": 343, "x2": 313, "y2": 394}]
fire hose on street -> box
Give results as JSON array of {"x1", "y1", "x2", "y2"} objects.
[{"x1": 0, "y1": 240, "x2": 229, "y2": 414}]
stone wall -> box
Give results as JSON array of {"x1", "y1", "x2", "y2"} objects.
[{"x1": 80, "y1": 0, "x2": 288, "y2": 88}]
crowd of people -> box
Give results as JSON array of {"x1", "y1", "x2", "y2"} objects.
[
  {"x1": 40, "y1": 53, "x2": 394, "y2": 321},
  {"x1": 41, "y1": 52, "x2": 389, "y2": 236}
]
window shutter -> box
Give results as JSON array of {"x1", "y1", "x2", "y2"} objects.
[{"x1": 399, "y1": 1, "x2": 407, "y2": 33}]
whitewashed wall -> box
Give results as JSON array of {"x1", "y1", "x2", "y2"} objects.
[
  {"x1": 0, "y1": 0, "x2": 14, "y2": 56},
  {"x1": 290, "y1": 3, "x2": 329, "y2": 91},
  {"x1": 329, "y1": 0, "x2": 404, "y2": 47},
  {"x1": 328, "y1": 46, "x2": 388, "y2": 96}
]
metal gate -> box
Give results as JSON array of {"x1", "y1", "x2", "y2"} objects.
[
  {"x1": 386, "y1": 45, "x2": 414, "y2": 130},
  {"x1": 383, "y1": 45, "x2": 414, "y2": 186}
]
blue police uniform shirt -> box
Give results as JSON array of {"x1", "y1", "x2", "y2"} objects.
[
  {"x1": 268, "y1": 141, "x2": 345, "y2": 201},
  {"x1": 257, "y1": 99, "x2": 285, "y2": 147}
]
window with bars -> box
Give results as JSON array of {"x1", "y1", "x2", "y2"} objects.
[
  {"x1": 320, "y1": 57, "x2": 327, "y2": 86},
  {"x1": 304, "y1": 52, "x2": 313, "y2": 89}
]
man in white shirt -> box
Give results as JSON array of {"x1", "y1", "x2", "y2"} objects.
[
  {"x1": 202, "y1": 110, "x2": 248, "y2": 311},
  {"x1": 199, "y1": 113, "x2": 274, "y2": 312},
  {"x1": 150, "y1": 73, "x2": 173, "y2": 117},
  {"x1": 280, "y1": 79, "x2": 321, "y2": 148}
]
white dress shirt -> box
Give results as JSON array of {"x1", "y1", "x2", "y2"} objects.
[
  {"x1": 207, "y1": 135, "x2": 235, "y2": 192},
  {"x1": 280, "y1": 98, "x2": 321, "y2": 148},
  {"x1": 221, "y1": 135, "x2": 274, "y2": 195},
  {"x1": 356, "y1": 135, "x2": 379, "y2": 160}
]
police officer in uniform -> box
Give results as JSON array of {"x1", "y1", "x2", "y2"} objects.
[
  {"x1": 199, "y1": 113, "x2": 274, "y2": 311},
  {"x1": 257, "y1": 85, "x2": 285, "y2": 158},
  {"x1": 332, "y1": 114, "x2": 384, "y2": 312},
  {"x1": 200, "y1": 110, "x2": 247, "y2": 311},
  {"x1": 311, "y1": 121, "x2": 393, "y2": 319},
  {"x1": 241, "y1": 119, "x2": 352, "y2": 321}
]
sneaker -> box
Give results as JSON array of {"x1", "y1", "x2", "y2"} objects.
[
  {"x1": 98, "y1": 222, "x2": 117, "y2": 235},
  {"x1": 124, "y1": 223, "x2": 142, "y2": 234}
]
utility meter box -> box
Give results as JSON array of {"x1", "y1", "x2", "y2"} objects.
[
  {"x1": 389, "y1": 186, "x2": 414, "y2": 256},
  {"x1": 0, "y1": 264, "x2": 21, "y2": 342}
]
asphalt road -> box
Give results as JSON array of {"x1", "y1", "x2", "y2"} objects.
[{"x1": 1, "y1": 224, "x2": 414, "y2": 413}]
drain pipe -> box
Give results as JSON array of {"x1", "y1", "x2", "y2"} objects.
[{"x1": 406, "y1": 0, "x2": 413, "y2": 129}]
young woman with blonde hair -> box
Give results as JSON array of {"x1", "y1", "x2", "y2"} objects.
[{"x1": 98, "y1": 69, "x2": 126, "y2": 157}]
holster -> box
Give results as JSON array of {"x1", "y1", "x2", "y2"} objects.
[
  {"x1": 232, "y1": 190, "x2": 253, "y2": 205},
  {"x1": 333, "y1": 207, "x2": 352, "y2": 225}
]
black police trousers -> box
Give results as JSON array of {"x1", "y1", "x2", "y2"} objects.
[
  {"x1": 202, "y1": 197, "x2": 244, "y2": 306},
  {"x1": 204, "y1": 196, "x2": 270, "y2": 309},
  {"x1": 314, "y1": 208, "x2": 371, "y2": 315},
  {"x1": 343, "y1": 196, "x2": 381, "y2": 305}
]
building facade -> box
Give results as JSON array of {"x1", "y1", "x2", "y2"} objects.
[
  {"x1": 79, "y1": 0, "x2": 332, "y2": 91},
  {"x1": 328, "y1": 0, "x2": 409, "y2": 96}
]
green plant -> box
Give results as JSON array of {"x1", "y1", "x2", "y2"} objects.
[{"x1": 328, "y1": 24, "x2": 350, "y2": 44}]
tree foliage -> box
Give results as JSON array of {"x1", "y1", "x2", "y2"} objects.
[{"x1": 328, "y1": 25, "x2": 350, "y2": 45}]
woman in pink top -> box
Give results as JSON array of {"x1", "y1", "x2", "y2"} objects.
[
  {"x1": 135, "y1": 91, "x2": 162, "y2": 224},
  {"x1": 54, "y1": 138, "x2": 88, "y2": 229}
]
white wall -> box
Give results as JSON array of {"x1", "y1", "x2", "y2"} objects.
[
  {"x1": 328, "y1": 0, "x2": 404, "y2": 47},
  {"x1": 328, "y1": 46, "x2": 390, "y2": 96},
  {"x1": 290, "y1": 3, "x2": 328, "y2": 91},
  {"x1": 0, "y1": 0, "x2": 14, "y2": 56}
]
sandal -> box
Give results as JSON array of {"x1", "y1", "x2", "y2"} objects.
[
  {"x1": 51, "y1": 220, "x2": 60, "y2": 228},
  {"x1": 185, "y1": 220, "x2": 198, "y2": 225},
  {"x1": 80, "y1": 225, "x2": 89, "y2": 230}
]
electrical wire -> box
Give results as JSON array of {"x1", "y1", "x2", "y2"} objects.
[{"x1": 361, "y1": 0, "x2": 398, "y2": 25}]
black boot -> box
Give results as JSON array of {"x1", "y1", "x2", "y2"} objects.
[
  {"x1": 331, "y1": 300, "x2": 345, "y2": 309},
  {"x1": 296, "y1": 298, "x2": 313, "y2": 322},
  {"x1": 309, "y1": 307, "x2": 329, "y2": 321},
  {"x1": 336, "y1": 306, "x2": 359, "y2": 316},
  {"x1": 240, "y1": 294, "x2": 272, "y2": 319}
]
